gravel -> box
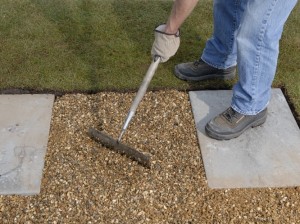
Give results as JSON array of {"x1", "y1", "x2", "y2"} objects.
[{"x1": 1, "y1": 90, "x2": 300, "y2": 223}]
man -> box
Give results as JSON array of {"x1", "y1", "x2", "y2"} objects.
[{"x1": 151, "y1": 0, "x2": 298, "y2": 140}]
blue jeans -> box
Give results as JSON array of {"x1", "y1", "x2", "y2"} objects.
[{"x1": 201, "y1": 0, "x2": 298, "y2": 115}]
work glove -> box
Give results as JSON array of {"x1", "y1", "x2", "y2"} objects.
[{"x1": 151, "y1": 24, "x2": 180, "y2": 63}]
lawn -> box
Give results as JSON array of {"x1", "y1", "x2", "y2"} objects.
[{"x1": 0, "y1": 0, "x2": 299, "y2": 116}]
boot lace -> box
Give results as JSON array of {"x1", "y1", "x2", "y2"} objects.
[
  {"x1": 223, "y1": 107, "x2": 242, "y2": 123},
  {"x1": 193, "y1": 59, "x2": 205, "y2": 67}
]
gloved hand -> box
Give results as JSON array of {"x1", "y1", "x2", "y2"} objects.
[{"x1": 151, "y1": 24, "x2": 180, "y2": 63}]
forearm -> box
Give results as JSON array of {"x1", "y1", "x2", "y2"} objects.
[{"x1": 165, "y1": 0, "x2": 199, "y2": 34}]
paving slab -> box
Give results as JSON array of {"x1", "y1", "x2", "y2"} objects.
[
  {"x1": 0, "y1": 94, "x2": 54, "y2": 195},
  {"x1": 189, "y1": 89, "x2": 300, "y2": 189}
]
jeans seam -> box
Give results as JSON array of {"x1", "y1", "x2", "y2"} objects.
[
  {"x1": 223, "y1": 0, "x2": 239, "y2": 67},
  {"x1": 251, "y1": 0, "x2": 278, "y2": 109}
]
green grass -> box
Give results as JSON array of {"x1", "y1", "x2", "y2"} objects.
[{"x1": 0, "y1": 0, "x2": 299, "y2": 115}]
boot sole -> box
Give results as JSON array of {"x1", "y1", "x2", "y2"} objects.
[
  {"x1": 174, "y1": 66, "x2": 235, "y2": 81},
  {"x1": 205, "y1": 113, "x2": 268, "y2": 141}
]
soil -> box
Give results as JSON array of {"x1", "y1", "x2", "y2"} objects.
[{"x1": 1, "y1": 90, "x2": 300, "y2": 223}]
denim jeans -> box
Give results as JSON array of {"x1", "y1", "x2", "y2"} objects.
[{"x1": 201, "y1": 0, "x2": 298, "y2": 115}]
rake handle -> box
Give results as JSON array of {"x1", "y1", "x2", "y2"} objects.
[{"x1": 118, "y1": 57, "x2": 161, "y2": 142}]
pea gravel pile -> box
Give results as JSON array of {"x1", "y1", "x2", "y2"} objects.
[{"x1": 1, "y1": 90, "x2": 300, "y2": 223}]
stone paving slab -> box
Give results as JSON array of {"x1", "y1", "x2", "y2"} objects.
[
  {"x1": 189, "y1": 89, "x2": 300, "y2": 189},
  {"x1": 0, "y1": 94, "x2": 54, "y2": 195}
]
